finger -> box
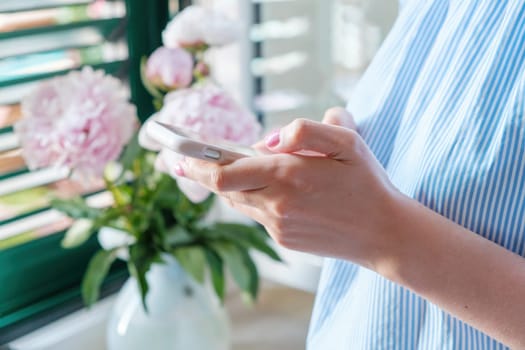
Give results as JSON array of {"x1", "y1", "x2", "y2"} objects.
[
  {"x1": 265, "y1": 118, "x2": 359, "y2": 161},
  {"x1": 218, "y1": 184, "x2": 283, "y2": 210},
  {"x1": 221, "y1": 196, "x2": 269, "y2": 226},
  {"x1": 158, "y1": 148, "x2": 184, "y2": 177},
  {"x1": 322, "y1": 107, "x2": 357, "y2": 130},
  {"x1": 252, "y1": 139, "x2": 274, "y2": 155},
  {"x1": 138, "y1": 118, "x2": 163, "y2": 151},
  {"x1": 179, "y1": 154, "x2": 284, "y2": 192},
  {"x1": 222, "y1": 199, "x2": 281, "y2": 244}
]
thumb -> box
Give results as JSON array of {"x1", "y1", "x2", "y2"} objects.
[
  {"x1": 265, "y1": 118, "x2": 359, "y2": 161},
  {"x1": 138, "y1": 116, "x2": 163, "y2": 151}
]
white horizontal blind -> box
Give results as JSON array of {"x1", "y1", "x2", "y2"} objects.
[
  {"x1": 249, "y1": 0, "x2": 334, "y2": 129},
  {"x1": 252, "y1": 0, "x2": 398, "y2": 128},
  {"x1": 0, "y1": 0, "x2": 129, "y2": 249}
]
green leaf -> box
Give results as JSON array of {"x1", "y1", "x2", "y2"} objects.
[
  {"x1": 118, "y1": 133, "x2": 143, "y2": 172},
  {"x1": 172, "y1": 246, "x2": 206, "y2": 283},
  {"x1": 61, "y1": 218, "x2": 97, "y2": 248},
  {"x1": 106, "y1": 182, "x2": 133, "y2": 207},
  {"x1": 206, "y1": 223, "x2": 282, "y2": 262},
  {"x1": 173, "y1": 194, "x2": 214, "y2": 226},
  {"x1": 211, "y1": 242, "x2": 251, "y2": 294},
  {"x1": 51, "y1": 197, "x2": 102, "y2": 220},
  {"x1": 156, "y1": 186, "x2": 181, "y2": 208},
  {"x1": 99, "y1": 207, "x2": 125, "y2": 226},
  {"x1": 151, "y1": 211, "x2": 167, "y2": 247},
  {"x1": 240, "y1": 248, "x2": 260, "y2": 301},
  {"x1": 165, "y1": 226, "x2": 196, "y2": 248},
  {"x1": 81, "y1": 249, "x2": 119, "y2": 307},
  {"x1": 204, "y1": 247, "x2": 225, "y2": 301},
  {"x1": 128, "y1": 244, "x2": 160, "y2": 312},
  {"x1": 153, "y1": 98, "x2": 164, "y2": 111}
]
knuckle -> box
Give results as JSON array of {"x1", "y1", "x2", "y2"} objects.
[
  {"x1": 267, "y1": 216, "x2": 297, "y2": 249},
  {"x1": 289, "y1": 118, "x2": 311, "y2": 143},
  {"x1": 233, "y1": 191, "x2": 250, "y2": 206},
  {"x1": 273, "y1": 230, "x2": 295, "y2": 249},
  {"x1": 272, "y1": 155, "x2": 293, "y2": 180},
  {"x1": 209, "y1": 168, "x2": 227, "y2": 191},
  {"x1": 273, "y1": 233, "x2": 289, "y2": 248},
  {"x1": 270, "y1": 199, "x2": 288, "y2": 218},
  {"x1": 278, "y1": 165, "x2": 297, "y2": 182},
  {"x1": 269, "y1": 155, "x2": 284, "y2": 171},
  {"x1": 346, "y1": 130, "x2": 359, "y2": 148},
  {"x1": 345, "y1": 130, "x2": 365, "y2": 157},
  {"x1": 292, "y1": 177, "x2": 314, "y2": 193},
  {"x1": 273, "y1": 216, "x2": 287, "y2": 233},
  {"x1": 323, "y1": 107, "x2": 345, "y2": 123}
]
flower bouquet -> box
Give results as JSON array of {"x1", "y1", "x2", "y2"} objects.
[{"x1": 14, "y1": 5, "x2": 280, "y2": 313}]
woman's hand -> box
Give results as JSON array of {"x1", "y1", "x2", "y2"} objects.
[
  {"x1": 177, "y1": 108, "x2": 402, "y2": 270},
  {"x1": 174, "y1": 107, "x2": 525, "y2": 347}
]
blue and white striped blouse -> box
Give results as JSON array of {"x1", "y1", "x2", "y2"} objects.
[{"x1": 307, "y1": 1, "x2": 525, "y2": 349}]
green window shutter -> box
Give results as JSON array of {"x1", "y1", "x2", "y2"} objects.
[{"x1": 0, "y1": 0, "x2": 183, "y2": 343}]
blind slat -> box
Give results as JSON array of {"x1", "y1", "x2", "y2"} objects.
[
  {"x1": 1, "y1": 28, "x2": 104, "y2": 60},
  {"x1": 0, "y1": 133, "x2": 19, "y2": 153},
  {"x1": 0, "y1": 104, "x2": 20, "y2": 130},
  {"x1": 0, "y1": 150, "x2": 24, "y2": 174},
  {"x1": 0, "y1": 177, "x2": 105, "y2": 224},
  {"x1": 0, "y1": 59, "x2": 128, "y2": 89},
  {"x1": 0, "y1": 0, "x2": 92, "y2": 13},
  {"x1": 0, "y1": 82, "x2": 39, "y2": 105},
  {"x1": 0, "y1": 191, "x2": 112, "y2": 242},
  {"x1": 0, "y1": 17, "x2": 123, "y2": 41},
  {"x1": 0, "y1": 166, "x2": 70, "y2": 197}
]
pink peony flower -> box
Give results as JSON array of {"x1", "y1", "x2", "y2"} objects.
[
  {"x1": 162, "y1": 5, "x2": 240, "y2": 49},
  {"x1": 15, "y1": 67, "x2": 137, "y2": 177},
  {"x1": 145, "y1": 46, "x2": 194, "y2": 90},
  {"x1": 139, "y1": 83, "x2": 261, "y2": 202}
]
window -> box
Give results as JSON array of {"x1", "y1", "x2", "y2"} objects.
[
  {"x1": 0, "y1": 0, "x2": 398, "y2": 343},
  {"x1": 0, "y1": 0, "x2": 184, "y2": 343},
  {"x1": 200, "y1": 0, "x2": 398, "y2": 129}
]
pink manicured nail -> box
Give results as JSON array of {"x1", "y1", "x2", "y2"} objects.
[
  {"x1": 174, "y1": 163, "x2": 185, "y2": 176},
  {"x1": 265, "y1": 131, "x2": 280, "y2": 148}
]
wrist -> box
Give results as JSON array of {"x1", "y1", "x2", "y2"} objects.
[
  {"x1": 373, "y1": 190, "x2": 464, "y2": 295},
  {"x1": 372, "y1": 190, "x2": 430, "y2": 286}
]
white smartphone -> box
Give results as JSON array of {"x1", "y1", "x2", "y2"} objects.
[{"x1": 146, "y1": 121, "x2": 257, "y2": 164}]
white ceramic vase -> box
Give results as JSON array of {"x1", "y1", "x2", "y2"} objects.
[{"x1": 106, "y1": 255, "x2": 231, "y2": 350}]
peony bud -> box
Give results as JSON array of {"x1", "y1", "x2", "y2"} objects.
[
  {"x1": 145, "y1": 46, "x2": 194, "y2": 90},
  {"x1": 193, "y1": 61, "x2": 210, "y2": 79},
  {"x1": 162, "y1": 5, "x2": 240, "y2": 49}
]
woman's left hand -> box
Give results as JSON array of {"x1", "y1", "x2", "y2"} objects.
[{"x1": 177, "y1": 117, "x2": 402, "y2": 269}]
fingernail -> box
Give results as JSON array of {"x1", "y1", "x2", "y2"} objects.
[
  {"x1": 265, "y1": 130, "x2": 280, "y2": 148},
  {"x1": 174, "y1": 163, "x2": 185, "y2": 177}
]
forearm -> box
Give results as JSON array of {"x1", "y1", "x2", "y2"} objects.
[{"x1": 380, "y1": 192, "x2": 525, "y2": 348}]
